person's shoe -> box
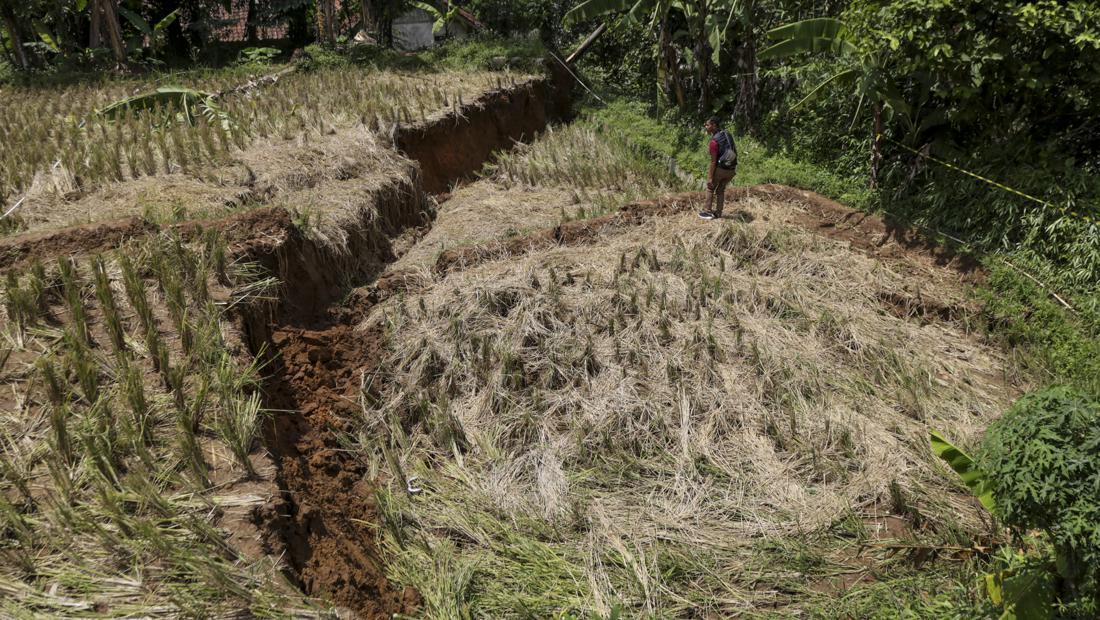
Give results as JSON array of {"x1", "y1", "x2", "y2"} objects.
[{"x1": 698, "y1": 210, "x2": 716, "y2": 220}]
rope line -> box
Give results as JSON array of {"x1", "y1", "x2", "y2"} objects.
[{"x1": 878, "y1": 133, "x2": 1100, "y2": 229}]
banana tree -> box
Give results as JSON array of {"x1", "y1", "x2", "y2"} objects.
[
  {"x1": 92, "y1": 0, "x2": 128, "y2": 65},
  {"x1": 1, "y1": 2, "x2": 30, "y2": 69},
  {"x1": 408, "y1": 1, "x2": 459, "y2": 36},
  {"x1": 117, "y1": 7, "x2": 180, "y2": 56},
  {"x1": 759, "y1": 17, "x2": 909, "y2": 188},
  {"x1": 564, "y1": 0, "x2": 749, "y2": 114}
]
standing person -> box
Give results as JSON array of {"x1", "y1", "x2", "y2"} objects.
[{"x1": 699, "y1": 116, "x2": 738, "y2": 220}]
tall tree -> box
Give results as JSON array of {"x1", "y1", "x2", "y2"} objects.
[
  {"x1": 93, "y1": 0, "x2": 127, "y2": 65},
  {"x1": 360, "y1": 0, "x2": 375, "y2": 38},
  {"x1": 246, "y1": 0, "x2": 258, "y2": 43},
  {"x1": 0, "y1": 2, "x2": 30, "y2": 69},
  {"x1": 731, "y1": 0, "x2": 758, "y2": 135},
  {"x1": 564, "y1": 0, "x2": 745, "y2": 114},
  {"x1": 316, "y1": 0, "x2": 336, "y2": 45}
]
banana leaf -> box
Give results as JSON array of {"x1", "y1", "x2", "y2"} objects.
[
  {"x1": 564, "y1": 0, "x2": 655, "y2": 27},
  {"x1": 765, "y1": 17, "x2": 848, "y2": 43},
  {"x1": 790, "y1": 67, "x2": 858, "y2": 110},
  {"x1": 759, "y1": 18, "x2": 857, "y2": 59},
  {"x1": 930, "y1": 430, "x2": 997, "y2": 514},
  {"x1": 98, "y1": 87, "x2": 214, "y2": 123}
]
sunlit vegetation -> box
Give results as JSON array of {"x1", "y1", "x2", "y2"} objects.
[
  {"x1": 0, "y1": 230, "x2": 307, "y2": 615},
  {"x1": 0, "y1": 66, "x2": 522, "y2": 209}
]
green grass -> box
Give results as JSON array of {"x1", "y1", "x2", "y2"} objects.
[
  {"x1": 589, "y1": 97, "x2": 1100, "y2": 398},
  {"x1": 586, "y1": 99, "x2": 874, "y2": 210},
  {"x1": 979, "y1": 253, "x2": 1100, "y2": 396}
]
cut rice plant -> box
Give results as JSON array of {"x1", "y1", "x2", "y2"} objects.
[
  {"x1": 3, "y1": 271, "x2": 38, "y2": 332},
  {"x1": 57, "y1": 257, "x2": 89, "y2": 346},
  {"x1": 486, "y1": 120, "x2": 692, "y2": 219},
  {"x1": 363, "y1": 210, "x2": 1022, "y2": 616},
  {"x1": 1, "y1": 65, "x2": 527, "y2": 215},
  {"x1": 216, "y1": 391, "x2": 264, "y2": 476},
  {"x1": 92, "y1": 254, "x2": 127, "y2": 357},
  {"x1": 0, "y1": 234, "x2": 316, "y2": 616}
]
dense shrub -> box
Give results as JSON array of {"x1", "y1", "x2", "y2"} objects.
[{"x1": 979, "y1": 387, "x2": 1100, "y2": 615}]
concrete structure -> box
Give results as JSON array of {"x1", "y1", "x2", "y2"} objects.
[{"x1": 393, "y1": 9, "x2": 434, "y2": 51}]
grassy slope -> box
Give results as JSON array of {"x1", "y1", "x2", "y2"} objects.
[
  {"x1": 589, "y1": 98, "x2": 1100, "y2": 398},
  {"x1": 361, "y1": 114, "x2": 1017, "y2": 618}
]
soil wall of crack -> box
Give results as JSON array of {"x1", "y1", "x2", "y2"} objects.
[
  {"x1": 396, "y1": 63, "x2": 575, "y2": 193},
  {"x1": 230, "y1": 72, "x2": 574, "y2": 618}
]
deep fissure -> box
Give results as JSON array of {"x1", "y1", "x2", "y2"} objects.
[
  {"x1": 242, "y1": 74, "x2": 575, "y2": 617},
  {"x1": 233, "y1": 71, "x2": 981, "y2": 616}
]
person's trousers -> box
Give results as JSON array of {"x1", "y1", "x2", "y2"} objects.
[{"x1": 705, "y1": 166, "x2": 736, "y2": 215}]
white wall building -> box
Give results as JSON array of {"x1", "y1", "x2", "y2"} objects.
[{"x1": 393, "y1": 9, "x2": 435, "y2": 51}]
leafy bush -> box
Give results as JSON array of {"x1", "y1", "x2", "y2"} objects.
[
  {"x1": 237, "y1": 46, "x2": 281, "y2": 65},
  {"x1": 462, "y1": 0, "x2": 568, "y2": 37},
  {"x1": 979, "y1": 387, "x2": 1100, "y2": 615},
  {"x1": 0, "y1": 56, "x2": 13, "y2": 85},
  {"x1": 298, "y1": 43, "x2": 351, "y2": 70},
  {"x1": 421, "y1": 35, "x2": 546, "y2": 72}
]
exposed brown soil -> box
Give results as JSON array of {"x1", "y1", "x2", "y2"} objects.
[
  {"x1": 396, "y1": 64, "x2": 574, "y2": 193},
  {"x1": 261, "y1": 310, "x2": 419, "y2": 618},
  {"x1": 433, "y1": 192, "x2": 697, "y2": 273},
  {"x1": 749, "y1": 184, "x2": 982, "y2": 279},
  {"x1": 876, "y1": 289, "x2": 977, "y2": 324},
  {"x1": 0, "y1": 217, "x2": 156, "y2": 273},
  {"x1": 433, "y1": 185, "x2": 984, "y2": 285},
  {"x1": 0, "y1": 206, "x2": 294, "y2": 275}
]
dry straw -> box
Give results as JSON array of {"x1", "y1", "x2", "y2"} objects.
[
  {"x1": 363, "y1": 202, "x2": 1019, "y2": 616},
  {"x1": 1, "y1": 66, "x2": 527, "y2": 224},
  {"x1": 0, "y1": 233, "x2": 311, "y2": 616}
]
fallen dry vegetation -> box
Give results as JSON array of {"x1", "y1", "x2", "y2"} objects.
[
  {"x1": 0, "y1": 231, "x2": 314, "y2": 616},
  {"x1": 346, "y1": 182, "x2": 1022, "y2": 616},
  {"x1": 1, "y1": 65, "x2": 528, "y2": 235}
]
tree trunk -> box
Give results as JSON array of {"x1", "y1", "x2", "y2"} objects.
[
  {"x1": 565, "y1": 22, "x2": 606, "y2": 65},
  {"x1": 287, "y1": 2, "x2": 311, "y2": 47},
  {"x1": 871, "y1": 102, "x2": 883, "y2": 189},
  {"x1": 1, "y1": 4, "x2": 29, "y2": 69},
  {"x1": 246, "y1": 0, "x2": 258, "y2": 44},
  {"x1": 694, "y1": 1, "x2": 711, "y2": 114},
  {"x1": 733, "y1": 29, "x2": 758, "y2": 136},
  {"x1": 658, "y1": 12, "x2": 686, "y2": 110},
  {"x1": 89, "y1": 0, "x2": 102, "y2": 49},
  {"x1": 360, "y1": 0, "x2": 374, "y2": 40},
  {"x1": 381, "y1": 14, "x2": 393, "y2": 48},
  {"x1": 316, "y1": 0, "x2": 335, "y2": 46},
  {"x1": 96, "y1": 0, "x2": 127, "y2": 66}
]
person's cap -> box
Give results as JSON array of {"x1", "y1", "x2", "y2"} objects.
[{"x1": 706, "y1": 116, "x2": 722, "y2": 126}]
